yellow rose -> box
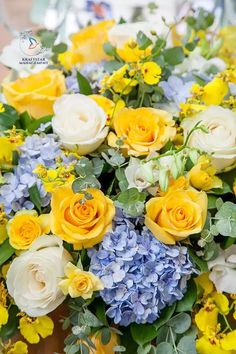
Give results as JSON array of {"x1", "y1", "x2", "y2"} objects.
[
  {"x1": 59, "y1": 262, "x2": 104, "y2": 299},
  {"x1": 188, "y1": 155, "x2": 222, "y2": 191},
  {"x1": 7, "y1": 210, "x2": 50, "y2": 249},
  {"x1": 50, "y1": 184, "x2": 115, "y2": 249},
  {"x1": 60, "y1": 20, "x2": 115, "y2": 69},
  {"x1": 108, "y1": 107, "x2": 176, "y2": 156},
  {"x1": 3, "y1": 69, "x2": 66, "y2": 119},
  {"x1": 145, "y1": 178, "x2": 207, "y2": 244}
]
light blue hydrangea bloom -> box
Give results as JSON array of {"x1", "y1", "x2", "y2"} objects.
[
  {"x1": 89, "y1": 210, "x2": 194, "y2": 326},
  {"x1": 159, "y1": 75, "x2": 194, "y2": 106},
  {"x1": 0, "y1": 133, "x2": 62, "y2": 214}
]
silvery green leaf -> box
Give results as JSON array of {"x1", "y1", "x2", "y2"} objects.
[
  {"x1": 156, "y1": 342, "x2": 173, "y2": 354},
  {"x1": 167, "y1": 313, "x2": 191, "y2": 334},
  {"x1": 177, "y1": 335, "x2": 197, "y2": 354}
]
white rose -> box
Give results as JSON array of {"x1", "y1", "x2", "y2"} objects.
[
  {"x1": 52, "y1": 94, "x2": 109, "y2": 155},
  {"x1": 125, "y1": 157, "x2": 159, "y2": 192},
  {"x1": 208, "y1": 245, "x2": 236, "y2": 294},
  {"x1": 182, "y1": 106, "x2": 236, "y2": 172},
  {"x1": 108, "y1": 22, "x2": 161, "y2": 48},
  {"x1": 6, "y1": 235, "x2": 71, "y2": 317}
]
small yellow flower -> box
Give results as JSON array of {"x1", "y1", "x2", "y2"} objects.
[
  {"x1": 189, "y1": 155, "x2": 222, "y2": 191},
  {"x1": 3, "y1": 341, "x2": 28, "y2": 354},
  {"x1": 7, "y1": 210, "x2": 50, "y2": 249},
  {"x1": 19, "y1": 315, "x2": 54, "y2": 344},
  {"x1": 59, "y1": 262, "x2": 104, "y2": 299},
  {"x1": 202, "y1": 77, "x2": 228, "y2": 105},
  {"x1": 34, "y1": 165, "x2": 75, "y2": 193},
  {"x1": 195, "y1": 272, "x2": 214, "y2": 296},
  {"x1": 141, "y1": 62, "x2": 162, "y2": 85},
  {"x1": 179, "y1": 102, "x2": 207, "y2": 118},
  {"x1": 0, "y1": 137, "x2": 17, "y2": 167},
  {"x1": 0, "y1": 103, "x2": 5, "y2": 113},
  {"x1": 0, "y1": 205, "x2": 8, "y2": 245},
  {"x1": 0, "y1": 303, "x2": 8, "y2": 328},
  {"x1": 90, "y1": 94, "x2": 125, "y2": 124}
]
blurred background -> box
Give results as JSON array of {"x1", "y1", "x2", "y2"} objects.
[{"x1": 0, "y1": 0, "x2": 236, "y2": 79}]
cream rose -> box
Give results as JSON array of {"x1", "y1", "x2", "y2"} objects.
[
  {"x1": 208, "y1": 245, "x2": 236, "y2": 294},
  {"x1": 52, "y1": 94, "x2": 109, "y2": 155},
  {"x1": 108, "y1": 22, "x2": 160, "y2": 48},
  {"x1": 182, "y1": 106, "x2": 236, "y2": 172},
  {"x1": 6, "y1": 235, "x2": 71, "y2": 317}
]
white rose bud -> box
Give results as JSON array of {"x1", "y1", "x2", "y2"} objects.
[
  {"x1": 6, "y1": 235, "x2": 72, "y2": 317},
  {"x1": 52, "y1": 94, "x2": 109, "y2": 155}
]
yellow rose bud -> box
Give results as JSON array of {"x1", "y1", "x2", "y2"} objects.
[
  {"x1": 202, "y1": 77, "x2": 228, "y2": 105},
  {"x1": 50, "y1": 185, "x2": 115, "y2": 249},
  {"x1": 145, "y1": 177, "x2": 207, "y2": 244},
  {"x1": 7, "y1": 210, "x2": 50, "y2": 249},
  {"x1": 108, "y1": 107, "x2": 176, "y2": 156},
  {"x1": 3, "y1": 69, "x2": 66, "y2": 119},
  {"x1": 59, "y1": 262, "x2": 104, "y2": 299},
  {"x1": 189, "y1": 156, "x2": 222, "y2": 191}
]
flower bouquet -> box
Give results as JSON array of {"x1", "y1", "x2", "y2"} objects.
[{"x1": 0, "y1": 6, "x2": 236, "y2": 354}]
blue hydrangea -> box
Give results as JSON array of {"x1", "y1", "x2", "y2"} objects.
[
  {"x1": 89, "y1": 211, "x2": 194, "y2": 326},
  {"x1": 0, "y1": 133, "x2": 62, "y2": 214},
  {"x1": 159, "y1": 75, "x2": 194, "y2": 106}
]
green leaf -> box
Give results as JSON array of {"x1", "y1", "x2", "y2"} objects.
[
  {"x1": 188, "y1": 247, "x2": 208, "y2": 272},
  {"x1": 167, "y1": 313, "x2": 191, "y2": 334},
  {"x1": 210, "y1": 181, "x2": 232, "y2": 195},
  {"x1": 38, "y1": 29, "x2": 57, "y2": 48},
  {"x1": 101, "y1": 328, "x2": 111, "y2": 345},
  {"x1": 75, "y1": 157, "x2": 94, "y2": 177},
  {"x1": 19, "y1": 111, "x2": 33, "y2": 129},
  {"x1": 81, "y1": 309, "x2": 103, "y2": 327},
  {"x1": 152, "y1": 37, "x2": 166, "y2": 56},
  {"x1": 0, "y1": 239, "x2": 15, "y2": 266},
  {"x1": 27, "y1": 115, "x2": 52, "y2": 133},
  {"x1": 104, "y1": 60, "x2": 124, "y2": 73},
  {"x1": 154, "y1": 304, "x2": 176, "y2": 330},
  {"x1": 131, "y1": 323, "x2": 157, "y2": 346},
  {"x1": 176, "y1": 278, "x2": 197, "y2": 312},
  {"x1": 72, "y1": 175, "x2": 101, "y2": 193},
  {"x1": 116, "y1": 188, "x2": 147, "y2": 217},
  {"x1": 64, "y1": 344, "x2": 80, "y2": 354},
  {"x1": 0, "y1": 104, "x2": 19, "y2": 130},
  {"x1": 52, "y1": 42, "x2": 67, "y2": 53},
  {"x1": 103, "y1": 42, "x2": 117, "y2": 56},
  {"x1": 0, "y1": 305, "x2": 19, "y2": 340},
  {"x1": 137, "y1": 31, "x2": 152, "y2": 50},
  {"x1": 115, "y1": 168, "x2": 128, "y2": 191},
  {"x1": 163, "y1": 47, "x2": 185, "y2": 65},
  {"x1": 207, "y1": 195, "x2": 218, "y2": 209},
  {"x1": 177, "y1": 335, "x2": 197, "y2": 354},
  {"x1": 28, "y1": 184, "x2": 42, "y2": 213},
  {"x1": 156, "y1": 342, "x2": 173, "y2": 354},
  {"x1": 77, "y1": 71, "x2": 92, "y2": 95},
  {"x1": 215, "y1": 201, "x2": 236, "y2": 237}
]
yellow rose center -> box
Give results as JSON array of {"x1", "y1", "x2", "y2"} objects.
[{"x1": 72, "y1": 274, "x2": 92, "y2": 293}]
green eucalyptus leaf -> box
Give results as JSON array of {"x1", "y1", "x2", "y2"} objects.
[
  {"x1": 177, "y1": 335, "x2": 197, "y2": 354},
  {"x1": 103, "y1": 43, "x2": 117, "y2": 56},
  {"x1": 215, "y1": 202, "x2": 236, "y2": 237},
  {"x1": 156, "y1": 342, "x2": 173, "y2": 354},
  {"x1": 72, "y1": 176, "x2": 101, "y2": 193},
  {"x1": 163, "y1": 47, "x2": 184, "y2": 65},
  {"x1": 101, "y1": 328, "x2": 111, "y2": 345},
  {"x1": 52, "y1": 42, "x2": 67, "y2": 53},
  {"x1": 154, "y1": 304, "x2": 176, "y2": 330},
  {"x1": 167, "y1": 313, "x2": 191, "y2": 334},
  {"x1": 137, "y1": 31, "x2": 152, "y2": 50}
]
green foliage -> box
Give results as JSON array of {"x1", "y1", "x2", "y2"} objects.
[
  {"x1": 77, "y1": 71, "x2": 93, "y2": 95},
  {"x1": 163, "y1": 47, "x2": 185, "y2": 66},
  {"x1": 104, "y1": 60, "x2": 124, "y2": 73},
  {"x1": 188, "y1": 247, "x2": 208, "y2": 272},
  {"x1": 29, "y1": 184, "x2": 42, "y2": 213},
  {"x1": 52, "y1": 42, "x2": 68, "y2": 53},
  {"x1": 0, "y1": 104, "x2": 19, "y2": 130},
  {"x1": 137, "y1": 31, "x2": 153, "y2": 50},
  {"x1": 131, "y1": 323, "x2": 157, "y2": 346},
  {"x1": 116, "y1": 188, "x2": 147, "y2": 217},
  {"x1": 38, "y1": 29, "x2": 57, "y2": 48},
  {"x1": 103, "y1": 43, "x2": 117, "y2": 57},
  {"x1": 73, "y1": 157, "x2": 103, "y2": 192},
  {"x1": 186, "y1": 8, "x2": 214, "y2": 31},
  {"x1": 0, "y1": 305, "x2": 19, "y2": 340},
  {"x1": 176, "y1": 279, "x2": 197, "y2": 312},
  {"x1": 101, "y1": 149, "x2": 125, "y2": 167},
  {"x1": 72, "y1": 175, "x2": 101, "y2": 193},
  {"x1": 27, "y1": 115, "x2": 52, "y2": 133},
  {"x1": 214, "y1": 201, "x2": 236, "y2": 237},
  {"x1": 0, "y1": 239, "x2": 14, "y2": 266}
]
